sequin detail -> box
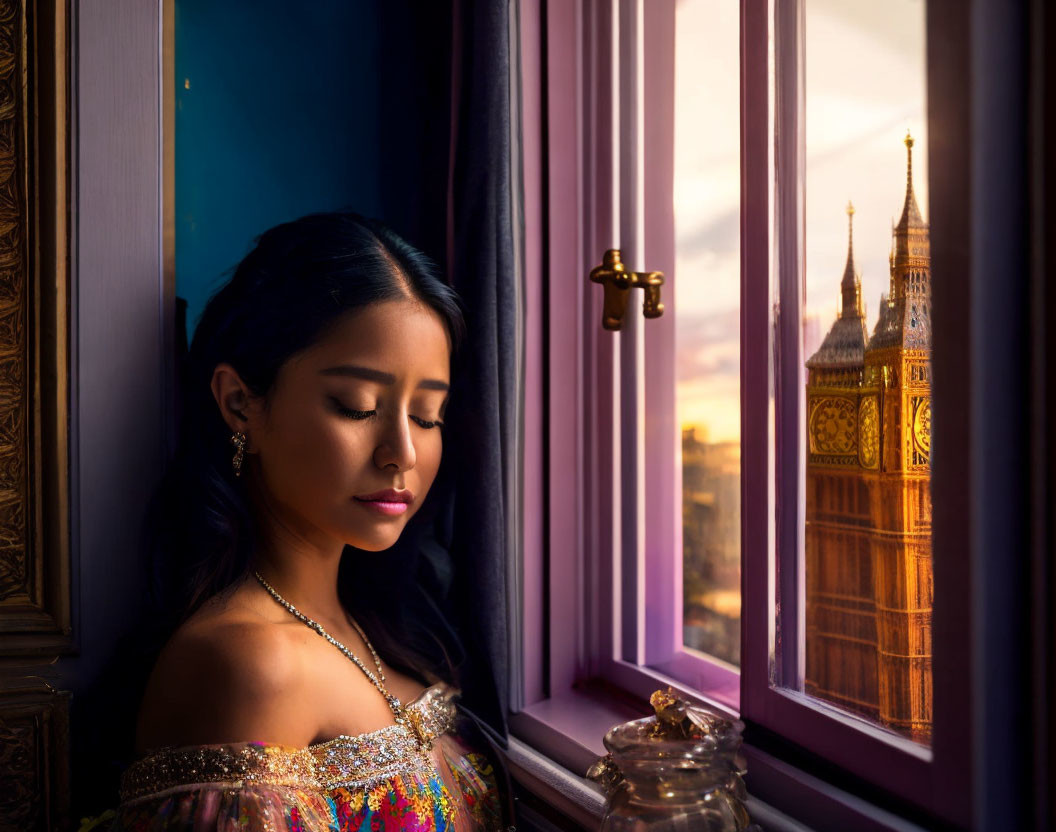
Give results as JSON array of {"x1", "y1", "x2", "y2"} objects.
[
  {"x1": 119, "y1": 741, "x2": 320, "y2": 803},
  {"x1": 112, "y1": 684, "x2": 504, "y2": 830},
  {"x1": 310, "y1": 685, "x2": 456, "y2": 791}
]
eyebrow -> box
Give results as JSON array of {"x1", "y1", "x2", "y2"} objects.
[{"x1": 319, "y1": 364, "x2": 450, "y2": 392}]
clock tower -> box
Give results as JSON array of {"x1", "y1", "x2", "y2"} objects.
[
  {"x1": 804, "y1": 135, "x2": 933, "y2": 742},
  {"x1": 804, "y1": 202, "x2": 877, "y2": 719},
  {"x1": 862, "y1": 133, "x2": 933, "y2": 741}
]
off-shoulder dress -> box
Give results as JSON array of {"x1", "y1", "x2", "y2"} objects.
[{"x1": 108, "y1": 683, "x2": 508, "y2": 832}]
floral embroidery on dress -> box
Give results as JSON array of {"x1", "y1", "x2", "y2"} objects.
[
  {"x1": 107, "y1": 684, "x2": 504, "y2": 832},
  {"x1": 332, "y1": 774, "x2": 457, "y2": 832},
  {"x1": 447, "y1": 748, "x2": 503, "y2": 830}
]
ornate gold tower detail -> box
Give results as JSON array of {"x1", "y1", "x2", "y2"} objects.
[
  {"x1": 805, "y1": 201, "x2": 877, "y2": 720},
  {"x1": 805, "y1": 135, "x2": 933, "y2": 742}
]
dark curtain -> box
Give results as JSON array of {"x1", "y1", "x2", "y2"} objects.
[{"x1": 438, "y1": 0, "x2": 516, "y2": 743}]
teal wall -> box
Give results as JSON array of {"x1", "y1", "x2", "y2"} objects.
[{"x1": 175, "y1": 0, "x2": 450, "y2": 340}]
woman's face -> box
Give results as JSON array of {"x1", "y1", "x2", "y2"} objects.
[{"x1": 240, "y1": 298, "x2": 451, "y2": 553}]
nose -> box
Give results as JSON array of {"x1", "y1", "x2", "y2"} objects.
[{"x1": 373, "y1": 411, "x2": 416, "y2": 472}]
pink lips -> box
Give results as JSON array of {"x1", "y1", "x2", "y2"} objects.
[{"x1": 353, "y1": 488, "x2": 414, "y2": 517}]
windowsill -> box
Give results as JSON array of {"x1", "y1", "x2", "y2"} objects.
[
  {"x1": 504, "y1": 737, "x2": 607, "y2": 830},
  {"x1": 511, "y1": 681, "x2": 645, "y2": 775},
  {"x1": 507, "y1": 718, "x2": 816, "y2": 832},
  {"x1": 509, "y1": 683, "x2": 932, "y2": 832}
]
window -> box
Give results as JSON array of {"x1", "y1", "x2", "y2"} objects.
[
  {"x1": 513, "y1": 0, "x2": 977, "y2": 828},
  {"x1": 739, "y1": 0, "x2": 958, "y2": 818},
  {"x1": 675, "y1": 0, "x2": 742, "y2": 672},
  {"x1": 800, "y1": 0, "x2": 932, "y2": 745}
]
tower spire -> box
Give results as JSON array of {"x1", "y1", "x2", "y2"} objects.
[
  {"x1": 805, "y1": 200, "x2": 869, "y2": 369},
  {"x1": 840, "y1": 201, "x2": 863, "y2": 319},
  {"x1": 896, "y1": 131, "x2": 926, "y2": 231},
  {"x1": 905, "y1": 131, "x2": 913, "y2": 188},
  {"x1": 872, "y1": 132, "x2": 932, "y2": 351}
]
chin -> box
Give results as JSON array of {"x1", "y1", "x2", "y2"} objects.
[
  {"x1": 353, "y1": 539, "x2": 399, "y2": 553},
  {"x1": 346, "y1": 528, "x2": 405, "y2": 552}
]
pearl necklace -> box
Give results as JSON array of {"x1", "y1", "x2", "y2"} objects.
[{"x1": 252, "y1": 570, "x2": 421, "y2": 743}]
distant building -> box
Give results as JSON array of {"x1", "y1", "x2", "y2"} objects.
[
  {"x1": 682, "y1": 427, "x2": 741, "y2": 666},
  {"x1": 804, "y1": 135, "x2": 932, "y2": 741}
]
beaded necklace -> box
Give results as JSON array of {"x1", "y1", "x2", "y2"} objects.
[{"x1": 253, "y1": 570, "x2": 431, "y2": 750}]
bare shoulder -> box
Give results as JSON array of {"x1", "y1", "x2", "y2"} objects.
[{"x1": 135, "y1": 602, "x2": 312, "y2": 753}]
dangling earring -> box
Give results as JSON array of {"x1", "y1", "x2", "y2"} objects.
[{"x1": 230, "y1": 431, "x2": 247, "y2": 477}]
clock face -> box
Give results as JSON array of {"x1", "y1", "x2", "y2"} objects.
[
  {"x1": 809, "y1": 397, "x2": 857, "y2": 456},
  {"x1": 859, "y1": 397, "x2": 880, "y2": 469},
  {"x1": 913, "y1": 398, "x2": 931, "y2": 459}
]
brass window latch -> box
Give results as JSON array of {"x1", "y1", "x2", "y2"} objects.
[{"x1": 588, "y1": 249, "x2": 664, "y2": 331}]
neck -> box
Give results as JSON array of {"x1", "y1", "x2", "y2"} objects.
[
  {"x1": 253, "y1": 545, "x2": 344, "y2": 620},
  {"x1": 247, "y1": 473, "x2": 347, "y2": 623}
]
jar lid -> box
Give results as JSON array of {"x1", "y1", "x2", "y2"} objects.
[{"x1": 602, "y1": 696, "x2": 745, "y2": 764}]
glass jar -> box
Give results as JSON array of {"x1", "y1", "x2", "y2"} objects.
[{"x1": 596, "y1": 708, "x2": 757, "y2": 832}]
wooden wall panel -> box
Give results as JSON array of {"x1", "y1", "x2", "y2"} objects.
[
  {"x1": 0, "y1": 0, "x2": 70, "y2": 657},
  {"x1": 0, "y1": 1, "x2": 72, "y2": 829},
  {"x1": 0, "y1": 683, "x2": 70, "y2": 830}
]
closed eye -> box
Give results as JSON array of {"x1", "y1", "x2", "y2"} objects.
[
  {"x1": 331, "y1": 398, "x2": 377, "y2": 420},
  {"x1": 332, "y1": 398, "x2": 442, "y2": 429},
  {"x1": 410, "y1": 415, "x2": 444, "y2": 430}
]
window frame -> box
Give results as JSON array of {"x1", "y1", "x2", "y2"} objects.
[
  {"x1": 531, "y1": 0, "x2": 745, "y2": 718},
  {"x1": 637, "y1": 0, "x2": 744, "y2": 707},
  {"x1": 740, "y1": 5, "x2": 975, "y2": 828},
  {"x1": 742, "y1": 0, "x2": 938, "y2": 801},
  {"x1": 516, "y1": 0, "x2": 741, "y2": 751},
  {"x1": 513, "y1": 0, "x2": 977, "y2": 828}
]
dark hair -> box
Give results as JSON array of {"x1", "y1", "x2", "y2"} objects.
[{"x1": 144, "y1": 211, "x2": 465, "y2": 684}]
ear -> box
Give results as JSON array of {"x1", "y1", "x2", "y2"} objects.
[{"x1": 210, "y1": 363, "x2": 260, "y2": 443}]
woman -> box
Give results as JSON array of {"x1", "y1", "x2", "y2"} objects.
[{"x1": 108, "y1": 212, "x2": 509, "y2": 831}]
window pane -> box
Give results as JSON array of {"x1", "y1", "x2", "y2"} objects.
[
  {"x1": 801, "y1": 0, "x2": 931, "y2": 745},
  {"x1": 675, "y1": 0, "x2": 741, "y2": 667}
]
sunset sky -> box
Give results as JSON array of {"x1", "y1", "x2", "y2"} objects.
[{"x1": 674, "y1": 0, "x2": 928, "y2": 443}]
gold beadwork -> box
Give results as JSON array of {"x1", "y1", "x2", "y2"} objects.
[
  {"x1": 309, "y1": 687, "x2": 456, "y2": 790},
  {"x1": 118, "y1": 686, "x2": 458, "y2": 802},
  {"x1": 119, "y1": 742, "x2": 320, "y2": 803}
]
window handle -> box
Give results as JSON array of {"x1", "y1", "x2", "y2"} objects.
[{"x1": 588, "y1": 249, "x2": 665, "y2": 331}]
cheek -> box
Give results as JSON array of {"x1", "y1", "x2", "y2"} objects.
[
  {"x1": 309, "y1": 421, "x2": 378, "y2": 487},
  {"x1": 261, "y1": 412, "x2": 369, "y2": 494},
  {"x1": 413, "y1": 433, "x2": 443, "y2": 489}
]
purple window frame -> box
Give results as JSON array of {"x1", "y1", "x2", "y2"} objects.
[
  {"x1": 740, "y1": 0, "x2": 928, "y2": 803},
  {"x1": 740, "y1": 5, "x2": 971, "y2": 827},
  {"x1": 528, "y1": 0, "x2": 742, "y2": 713},
  {"x1": 513, "y1": 0, "x2": 972, "y2": 827}
]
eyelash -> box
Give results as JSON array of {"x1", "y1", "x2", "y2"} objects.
[{"x1": 332, "y1": 400, "x2": 444, "y2": 430}]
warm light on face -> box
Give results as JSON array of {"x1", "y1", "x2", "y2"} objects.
[{"x1": 249, "y1": 298, "x2": 451, "y2": 553}]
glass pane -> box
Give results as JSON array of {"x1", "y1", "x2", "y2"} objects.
[
  {"x1": 801, "y1": 0, "x2": 931, "y2": 744},
  {"x1": 675, "y1": 0, "x2": 741, "y2": 667}
]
